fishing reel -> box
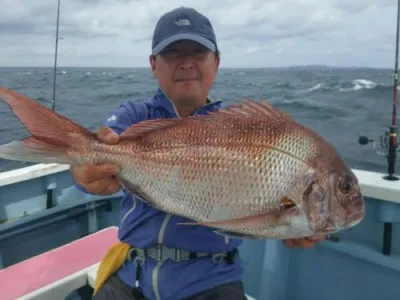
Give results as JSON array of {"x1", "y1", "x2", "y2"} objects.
[
  {"x1": 359, "y1": 126, "x2": 399, "y2": 181},
  {"x1": 358, "y1": 128, "x2": 400, "y2": 158}
]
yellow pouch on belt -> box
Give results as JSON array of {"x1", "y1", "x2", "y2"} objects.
[{"x1": 93, "y1": 241, "x2": 131, "y2": 295}]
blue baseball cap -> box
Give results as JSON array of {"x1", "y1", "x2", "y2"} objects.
[{"x1": 151, "y1": 7, "x2": 218, "y2": 55}]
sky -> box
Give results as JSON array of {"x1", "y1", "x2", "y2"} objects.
[{"x1": 0, "y1": 0, "x2": 397, "y2": 68}]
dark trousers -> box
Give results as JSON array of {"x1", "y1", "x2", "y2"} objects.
[{"x1": 92, "y1": 273, "x2": 247, "y2": 300}]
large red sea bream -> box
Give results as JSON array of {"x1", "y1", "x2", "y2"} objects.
[{"x1": 0, "y1": 87, "x2": 364, "y2": 240}]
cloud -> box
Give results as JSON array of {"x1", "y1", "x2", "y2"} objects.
[{"x1": 0, "y1": 0, "x2": 397, "y2": 68}]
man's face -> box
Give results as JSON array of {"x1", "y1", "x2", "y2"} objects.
[{"x1": 150, "y1": 40, "x2": 220, "y2": 111}]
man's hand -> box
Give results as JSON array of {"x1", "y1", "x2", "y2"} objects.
[
  {"x1": 283, "y1": 235, "x2": 325, "y2": 248},
  {"x1": 70, "y1": 126, "x2": 121, "y2": 195}
]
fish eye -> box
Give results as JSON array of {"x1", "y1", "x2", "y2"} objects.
[{"x1": 340, "y1": 178, "x2": 353, "y2": 194}]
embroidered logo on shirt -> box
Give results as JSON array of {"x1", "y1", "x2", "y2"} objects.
[{"x1": 107, "y1": 115, "x2": 117, "y2": 122}]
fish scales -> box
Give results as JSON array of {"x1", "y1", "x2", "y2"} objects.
[{"x1": 112, "y1": 113, "x2": 320, "y2": 226}]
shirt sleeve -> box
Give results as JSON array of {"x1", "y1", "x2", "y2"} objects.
[
  {"x1": 73, "y1": 102, "x2": 136, "y2": 194},
  {"x1": 102, "y1": 103, "x2": 135, "y2": 135}
]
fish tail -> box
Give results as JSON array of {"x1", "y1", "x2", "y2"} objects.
[
  {"x1": 0, "y1": 87, "x2": 94, "y2": 165},
  {"x1": 0, "y1": 138, "x2": 78, "y2": 164}
]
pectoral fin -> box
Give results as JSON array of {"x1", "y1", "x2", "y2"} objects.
[
  {"x1": 177, "y1": 197, "x2": 298, "y2": 230},
  {"x1": 214, "y1": 230, "x2": 259, "y2": 240}
]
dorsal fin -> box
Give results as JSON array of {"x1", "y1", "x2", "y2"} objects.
[
  {"x1": 120, "y1": 98, "x2": 292, "y2": 140},
  {"x1": 211, "y1": 98, "x2": 291, "y2": 120},
  {"x1": 120, "y1": 118, "x2": 184, "y2": 139}
]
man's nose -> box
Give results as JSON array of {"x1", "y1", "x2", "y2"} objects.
[{"x1": 178, "y1": 56, "x2": 195, "y2": 69}]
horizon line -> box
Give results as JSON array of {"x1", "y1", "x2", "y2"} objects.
[{"x1": 0, "y1": 64, "x2": 393, "y2": 70}]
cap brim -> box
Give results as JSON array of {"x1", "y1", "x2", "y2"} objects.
[{"x1": 152, "y1": 33, "x2": 216, "y2": 55}]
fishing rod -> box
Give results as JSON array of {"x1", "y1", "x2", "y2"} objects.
[
  {"x1": 45, "y1": 0, "x2": 61, "y2": 210},
  {"x1": 51, "y1": 0, "x2": 61, "y2": 112},
  {"x1": 358, "y1": 0, "x2": 400, "y2": 255},
  {"x1": 388, "y1": 0, "x2": 400, "y2": 182}
]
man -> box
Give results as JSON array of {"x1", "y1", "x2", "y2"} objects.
[{"x1": 71, "y1": 6, "x2": 324, "y2": 300}]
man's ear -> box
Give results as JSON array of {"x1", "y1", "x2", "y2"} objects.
[
  {"x1": 215, "y1": 53, "x2": 220, "y2": 71},
  {"x1": 149, "y1": 55, "x2": 157, "y2": 77}
]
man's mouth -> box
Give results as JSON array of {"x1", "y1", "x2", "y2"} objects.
[{"x1": 175, "y1": 77, "x2": 198, "y2": 82}]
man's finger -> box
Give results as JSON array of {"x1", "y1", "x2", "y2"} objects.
[
  {"x1": 283, "y1": 237, "x2": 322, "y2": 249},
  {"x1": 102, "y1": 179, "x2": 122, "y2": 195},
  {"x1": 96, "y1": 126, "x2": 119, "y2": 144},
  {"x1": 296, "y1": 239, "x2": 316, "y2": 248},
  {"x1": 283, "y1": 239, "x2": 295, "y2": 248},
  {"x1": 305, "y1": 235, "x2": 325, "y2": 242},
  {"x1": 84, "y1": 178, "x2": 119, "y2": 195},
  {"x1": 72, "y1": 164, "x2": 120, "y2": 184}
]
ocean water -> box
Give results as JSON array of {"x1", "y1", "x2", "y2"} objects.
[{"x1": 0, "y1": 66, "x2": 396, "y2": 174}]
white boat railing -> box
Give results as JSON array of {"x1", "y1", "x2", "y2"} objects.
[
  {"x1": 351, "y1": 169, "x2": 400, "y2": 204},
  {"x1": 0, "y1": 163, "x2": 70, "y2": 188}
]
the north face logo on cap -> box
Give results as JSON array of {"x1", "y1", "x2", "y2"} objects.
[{"x1": 174, "y1": 18, "x2": 191, "y2": 26}]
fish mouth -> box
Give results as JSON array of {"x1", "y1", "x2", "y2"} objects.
[
  {"x1": 343, "y1": 193, "x2": 365, "y2": 226},
  {"x1": 345, "y1": 210, "x2": 364, "y2": 226},
  {"x1": 345, "y1": 217, "x2": 363, "y2": 228},
  {"x1": 348, "y1": 209, "x2": 364, "y2": 219},
  {"x1": 314, "y1": 209, "x2": 364, "y2": 234}
]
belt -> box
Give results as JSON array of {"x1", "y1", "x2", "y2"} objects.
[
  {"x1": 127, "y1": 244, "x2": 238, "y2": 264},
  {"x1": 126, "y1": 245, "x2": 239, "y2": 289}
]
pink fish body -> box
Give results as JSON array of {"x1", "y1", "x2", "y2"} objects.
[{"x1": 0, "y1": 87, "x2": 364, "y2": 240}]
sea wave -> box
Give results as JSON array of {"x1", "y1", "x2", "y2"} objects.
[{"x1": 300, "y1": 78, "x2": 397, "y2": 94}]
